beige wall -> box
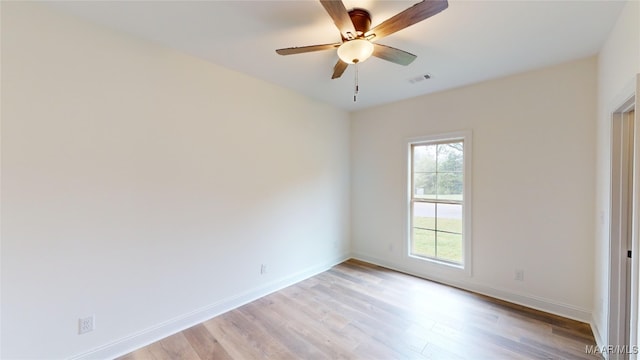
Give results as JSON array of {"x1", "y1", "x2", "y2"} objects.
[
  {"x1": 1, "y1": 3, "x2": 350, "y2": 358},
  {"x1": 593, "y1": 0, "x2": 640, "y2": 348},
  {"x1": 351, "y1": 56, "x2": 597, "y2": 321}
]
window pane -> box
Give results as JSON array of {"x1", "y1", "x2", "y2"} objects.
[
  {"x1": 437, "y1": 171, "x2": 463, "y2": 201},
  {"x1": 413, "y1": 145, "x2": 436, "y2": 172},
  {"x1": 413, "y1": 202, "x2": 435, "y2": 230},
  {"x1": 437, "y1": 203, "x2": 462, "y2": 234},
  {"x1": 437, "y1": 142, "x2": 463, "y2": 172},
  {"x1": 412, "y1": 228, "x2": 435, "y2": 258},
  {"x1": 414, "y1": 172, "x2": 436, "y2": 198},
  {"x1": 436, "y1": 232, "x2": 463, "y2": 264}
]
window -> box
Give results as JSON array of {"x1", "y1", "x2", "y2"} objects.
[{"x1": 408, "y1": 132, "x2": 471, "y2": 268}]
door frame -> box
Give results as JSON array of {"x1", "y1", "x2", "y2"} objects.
[{"x1": 609, "y1": 89, "x2": 638, "y2": 357}]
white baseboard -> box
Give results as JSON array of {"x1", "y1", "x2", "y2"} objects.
[
  {"x1": 351, "y1": 252, "x2": 592, "y2": 323},
  {"x1": 69, "y1": 254, "x2": 350, "y2": 360},
  {"x1": 591, "y1": 316, "x2": 608, "y2": 359}
]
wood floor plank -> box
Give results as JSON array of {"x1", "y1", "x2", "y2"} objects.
[
  {"x1": 267, "y1": 291, "x2": 357, "y2": 351},
  {"x1": 202, "y1": 313, "x2": 269, "y2": 360},
  {"x1": 241, "y1": 298, "x2": 328, "y2": 358},
  {"x1": 205, "y1": 308, "x2": 294, "y2": 360},
  {"x1": 117, "y1": 347, "x2": 158, "y2": 360},
  {"x1": 182, "y1": 324, "x2": 233, "y2": 360},
  {"x1": 255, "y1": 294, "x2": 354, "y2": 359},
  {"x1": 118, "y1": 260, "x2": 602, "y2": 360},
  {"x1": 146, "y1": 332, "x2": 200, "y2": 360}
]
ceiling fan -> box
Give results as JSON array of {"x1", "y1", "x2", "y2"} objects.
[{"x1": 275, "y1": 0, "x2": 449, "y2": 80}]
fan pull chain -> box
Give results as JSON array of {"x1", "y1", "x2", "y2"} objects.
[{"x1": 353, "y1": 62, "x2": 359, "y2": 102}]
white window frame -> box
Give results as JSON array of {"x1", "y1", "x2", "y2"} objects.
[{"x1": 405, "y1": 131, "x2": 472, "y2": 274}]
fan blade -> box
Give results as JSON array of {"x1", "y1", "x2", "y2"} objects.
[
  {"x1": 320, "y1": 0, "x2": 357, "y2": 39},
  {"x1": 365, "y1": 0, "x2": 448, "y2": 40},
  {"x1": 372, "y1": 43, "x2": 417, "y2": 66},
  {"x1": 332, "y1": 59, "x2": 348, "y2": 79},
  {"x1": 276, "y1": 43, "x2": 340, "y2": 55}
]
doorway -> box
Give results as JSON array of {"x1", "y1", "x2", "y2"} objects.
[{"x1": 609, "y1": 96, "x2": 637, "y2": 356}]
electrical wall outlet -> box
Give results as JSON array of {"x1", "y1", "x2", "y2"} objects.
[
  {"x1": 78, "y1": 315, "x2": 95, "y2": 334},
  {"x1": 260, "y1": 264, "x2": 268, "y2": 275},
  {"x1": 515, "y1": 270, "x2": 524, "y2": 281}
]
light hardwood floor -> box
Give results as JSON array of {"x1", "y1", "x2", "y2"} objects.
[{"x1": 119, "y1": 260, "x2": 601, "y2": 359}]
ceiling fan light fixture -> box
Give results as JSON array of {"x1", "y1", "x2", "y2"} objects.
[{"x1": 337, "y1": 39, "x2": 374, "y2": 64}]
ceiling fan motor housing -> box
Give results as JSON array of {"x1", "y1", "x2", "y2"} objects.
[{"x1": 347, "y1": 9, "x2": 371, "y2": 38}]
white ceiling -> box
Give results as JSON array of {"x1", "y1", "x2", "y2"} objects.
[{"x1": 44, "y1": 0, "x2": 626, "y2": 111}]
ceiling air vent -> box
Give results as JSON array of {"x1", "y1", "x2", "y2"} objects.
[{"x1": 408, "y1": 74, "x2": 432, "y2": 84}]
